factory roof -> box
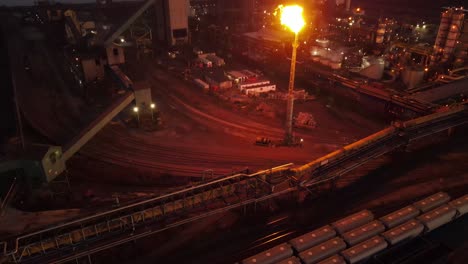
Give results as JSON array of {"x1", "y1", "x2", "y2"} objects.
[{"x1": 244, "y1": 28, "x2": 291, "y2": 43}]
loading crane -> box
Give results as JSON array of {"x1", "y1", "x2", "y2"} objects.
[
  {"x1": 0, "y1": 67, "x2": 135, "y2": 185},
  {"x1": 1, "y1": 105, "x2": 466, "y2": 263}
]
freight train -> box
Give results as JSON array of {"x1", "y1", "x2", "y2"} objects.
[
  {"x1": 292, "y1": 104, "x2": 467, "y2": 182},
  {"x1": 240, "y1": 192, "x2": 468, "y2": 264}
]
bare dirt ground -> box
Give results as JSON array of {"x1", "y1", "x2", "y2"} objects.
[{"x1": 71, "y1": 63, "x2": 384, "y2": 184}]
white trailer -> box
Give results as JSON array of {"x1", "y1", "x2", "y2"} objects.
[
  {"x1": 239, "y1": 80, "x2": 270, "y2": 91},
  {"x1": 244, "y1": 84, "x2": 276, "y2": 96}
]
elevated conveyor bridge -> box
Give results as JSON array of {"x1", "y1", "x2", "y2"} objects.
[{"x1": 0, "y1": 105, "x2": 466, "y2": 263}]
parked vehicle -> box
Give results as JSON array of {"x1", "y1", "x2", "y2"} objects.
[{"x1": 255, "y1": 137, "x2": 273, "y2": 147}]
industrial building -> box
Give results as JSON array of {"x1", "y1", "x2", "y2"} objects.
[
  {"x1": 241, "y1": 28, "x2": 291, "y2": 62},
  {"x1": 154, "y1": 0, "x2": 189, "y2": 46},
  {"x1": 216, "y1": 0, "x2": 257, "y2": 31},
  {"x1": 433, "y1": 7, "x2": 468, "y2": 65},
  {"x1": 204, "y1": 70, "x2": 232, "y2": 90}
]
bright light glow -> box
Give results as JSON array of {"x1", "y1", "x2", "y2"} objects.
[
  {"x1": 150, "y1": 103, "x2": 156, "y2": 109},
  {"x1": 278, "y1": 5, "x2": 305, "y2": 34},
  {"x1": 120, "y1": 38, "x2": 125, "y2": 43},
  {"x1": 133, "y1": 107, "x2": 139, "y2": 113}
]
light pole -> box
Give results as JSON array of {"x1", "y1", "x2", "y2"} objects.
[
  {"x1": 133, "y1": 106, "x2": 139, "y2": 126},
  {"x1": 279, "y1": 5, "x2": 305, "y2": 145},
  {"x1": 150, "y1": 103, "x2": 156, "y2": 121}
]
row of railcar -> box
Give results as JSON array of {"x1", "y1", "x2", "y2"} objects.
[
  {"x1": 293, "y1": 127, "x2": 397, "y2": 180},
  {"x1": 292, "y1": 105, "x2": 467, "y2": 181},
  {"x1": 240, "y1": 192, "x2": 468, "y2": 264}
]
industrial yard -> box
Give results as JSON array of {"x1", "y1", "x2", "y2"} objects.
[{"x1": 1, "y1": 0, "x2": 467, "y2": 263}]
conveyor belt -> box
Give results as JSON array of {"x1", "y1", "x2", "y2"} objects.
[{"x1": 0, "y1": 106, "x2": 466, "y2": 263}]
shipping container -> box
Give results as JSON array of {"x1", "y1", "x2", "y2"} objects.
[
  {"x1": 380, "y1": 219, "x2": 424, "y2": 245},
  {"x1": 342, "y1": 220, "x2": 386, "y2": 246},
  {"x1": 341, "y1": 236, "x2": 388, "y2": 264},
  {"x1": 298, "y1": 237, "x2": 346, "y2": 264},
  {"x1": 289, "y1": 225, "x2": 336, "y2": 252},
  {"x1": 412, "y1": 192, "x2": 450, "y2": 213},
  {"x1": 448, "y1": 194, "x2": 468, "y2": 218},
  {"x1": 241, "y1": 243, "x2": 293, "y2": 264},
  {"x1": 379, "y1": 205, "x2": 420, "y2": 228},
  {"x1": 417, "y1": 204, "x2": 456, "y2": 232},
  {"x1": 316, "y1": 254, "x2": 346, "y2": 264},
  {"x1": 331, "y1": 210, "x2": 374, "y2": 234}
]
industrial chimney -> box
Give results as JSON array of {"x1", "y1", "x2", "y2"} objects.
[{"x1": 346, "y1": 0, "x2": 351, "y2": 12}]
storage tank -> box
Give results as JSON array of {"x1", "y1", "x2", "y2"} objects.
[
  {"x1": 331, "y1": 210, "x2": 374, "y2": 234},
  {"x1": 342, "y1": 220, "x2": 386, "y2": 246},
  {"x1": 412, "y1": 192, "x2": 450, "y2": 213},
  {"x1": 341, "y1": 236, "x2": 388, "y2": 264},
  {"x1": 449, "y1": 194, "x2": 468, "y2": 217},
  {"x1": 401, "y1": 67, "x2": 424, "y2": 90},
  {"x1": 298, "y1": 237, "x2": 347, "y2": 264},
  {"x1": 328, "y1": 50, "x2": 343, "y2": 70},
  {"x1": 417, "y1": 204, "x2": 456, "y2": 232},
  {"x1": 379, "y1": 205, "x2": 420, "y2": 229},
  {"x1": 358, "y1": 56, "x2": 385, "y2": 80},
  {"x1": 380, "y1": 219, "x2": 424, "y2": 245},
  {"x1": 289, "y1": 225, "x2": 336, "y2": 252},
  {"x1": 241, "y1": 243, "x2": 293, "y2": 264}
]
